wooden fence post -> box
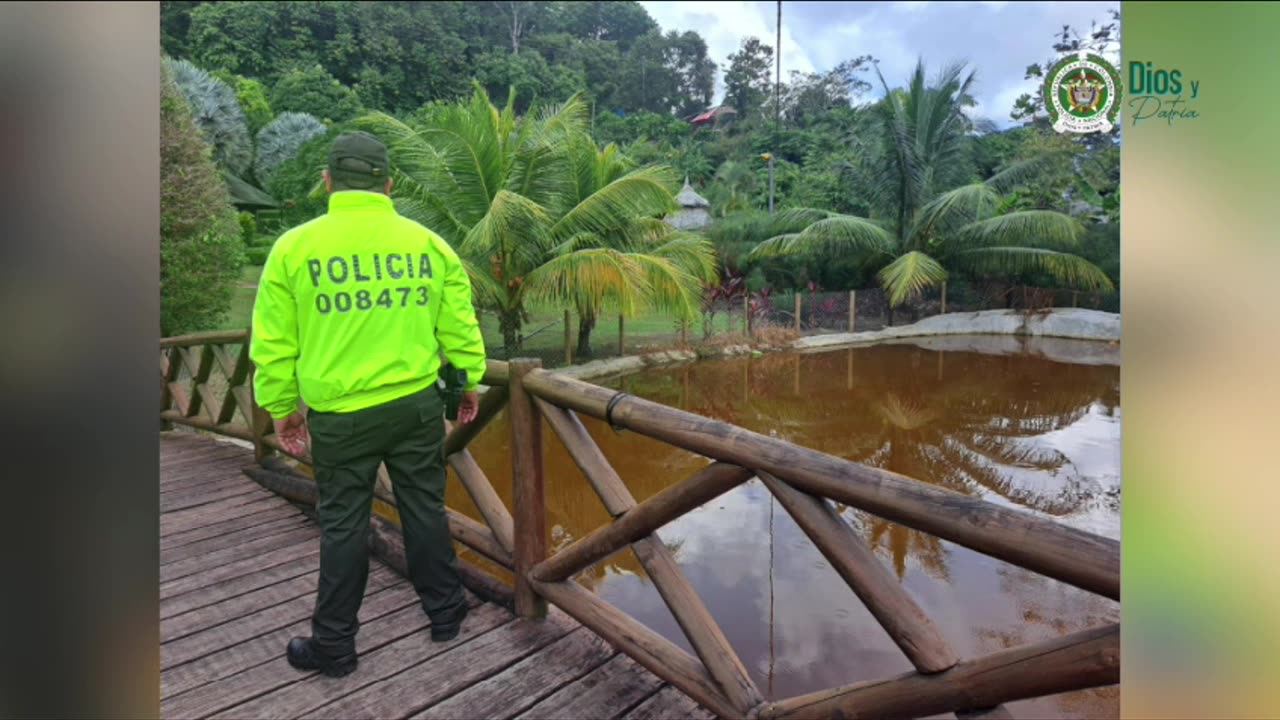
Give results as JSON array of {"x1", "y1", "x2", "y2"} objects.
[
  {"x1": 794, "y1": 292, "x2": 802, "y2": 333},
  {"x1": 744, "y1": 296, "x2": 751, "y2": 337},
  {"x1": 509, "y1": 358, "x2": 547, "y2": 619},
  {"x1": 680, "y1": 319, "x2": 688, "y2": 347},
  {"x1": 849, "y1": 290, "x2": 856, "y2": 333},
  {"x1": 618, "y1": 314, "x2": 625, "y2": 356},
  {"x1": 564, "y1": 310, "x2": 573, "y2": 365},
  {"x1": 940, "y1": 282, "x2": 948, "y2": 314},
  {"x1": 1073, "y1": 291, "x2": 1079, "y2": 308}
]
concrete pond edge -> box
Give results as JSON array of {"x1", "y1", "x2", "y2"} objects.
[{"x1": 523, "y1": 308, "x2": 1121, "y2": 385}]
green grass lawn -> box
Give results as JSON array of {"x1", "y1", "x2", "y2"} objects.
[{"x1": 217, "y1": 264, "x2": 263, "y2": 331}]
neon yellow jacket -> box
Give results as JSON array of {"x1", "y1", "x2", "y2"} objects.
[{"x1": 250, "y1": 191, "x2": 486, "y2": 420}]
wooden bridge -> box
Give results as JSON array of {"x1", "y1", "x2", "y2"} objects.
[{"x1": 160, "y1": 330, "x2": 1120, "y2": 720}]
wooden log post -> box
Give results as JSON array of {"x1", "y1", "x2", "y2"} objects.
[
  {"x1": 618, "y1": 314, "x2": 626, "y2": 356},
  {"x1": 755, "y1": 623, "x2": 1118, "y2": 720},
  {"x1": 444, "y1": 442, "x2": 516, "y2": 554},
  {"x1": 564, "y1": 309, "x2": 573, "y2": 365},
  {"x1": 757, "y1": 471, "x2": 957, "y2": 674},
  {"x1": 251, "y1": 405, "x2": 273, "y2": 463},
  {"x1": 744, "y1": 295, "x2": 752, "y2": 337},
  {"x1": 532, "y1": 462, "x2": 754, "y2": 583},
  {"x1": 529, "y1": 578, "x2": 739, "y2": 720},
  {"x1": 535, "y1": 400, "x2": 763, "y2": 712},
  {"x1": 941, "y1": 281, "x2": 948, "y2": 314},
  {"x1": 508, "y1": 358, "x2": 548, "y2": 618},
  {"x1": 849, "y1": 290, "x2": 856, "y2": 332},
  {"x1": 794, "y1": 291, "x2": 802, "y2": 333},
  {"x1": 681, "y1": 318, "x2": 689, "y2": 347},
  {"x1": 520, "y1": 369, "x2": 1120, "y2": 600}
]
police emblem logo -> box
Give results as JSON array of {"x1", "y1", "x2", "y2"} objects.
[{"x1": 1045, "y1": 51, "x2": 1123, "y2": 134}]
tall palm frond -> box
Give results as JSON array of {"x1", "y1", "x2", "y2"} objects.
[
  {"x1": 953, "y1": 211, "x2": 1086, "y2": 251},
  {"x1": 550, "y1": 165, "x2": 680, "y2": 241},
  {"x1": 747, "y1": 212, "x2": 894, "y2": 260},
  {"x1": 876, "y1": 251, "x2": 949, "y2": 306},
  {"x1": 952, "y1": 247, "x2": 1115, "y2": 291}
]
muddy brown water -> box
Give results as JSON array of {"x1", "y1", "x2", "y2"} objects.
[{"x1": 391, "y1": 339, "x2": 1119, "y2": 718}]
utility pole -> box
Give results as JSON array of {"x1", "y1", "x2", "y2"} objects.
[{"x1": 769, "y1": 0, "x2": 781, "y2": 215}]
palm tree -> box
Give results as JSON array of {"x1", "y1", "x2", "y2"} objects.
[
  {"x1": 356, "y1": 85, "x2": 715, "y2": 355},
  {"x1": 747, "y1": 60, "x2": 1113, "y2": 312},
  {"x1": 555, "y1": 134, "x2": 718, "y2": 358}
]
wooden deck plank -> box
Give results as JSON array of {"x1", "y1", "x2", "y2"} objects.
[
  {"x1": 301, "y1": 611, "x2": 580, "y2": 720},
  {"x1": 516, "y1": 654, "x2": 666, "y2": 720},
  {"x1": 162, "y1": 565, "x2": 401, "y2": 670},
  {"x1": 160, "y1": 536, "x2": 321, "y2": 600},
  {"x1": 211, "y1": 602, "x2": 511, "y2": 720},
  {"x1": 161, "y1": 553, "x2": 321, "y2": 620},
  {"x1": 156, "y1": 434, "x2": 709, "y2": 720},
  {"x1": 412, "y1": 627, "x2": 616, "y2": 720},
  {"x1": 161, "y1": 582, "x2": 431, "y2": 708},
  {"x1": 162, "y1": 504, "x2": 305, "y2": 550},
  {"x1": 161, "y1": 448, "x2": 253, "y2": 475},
  {"x1": 161, "y1": 448, "x2": 252, "y2": 474},
  {"x1": 161, "y1": 515, "x2": 313, "y2": 566},
  {"x1": 161, "y1": 493, "x2": 283, "y2": 535},
  {"x1": 623, "y1": 685, "x2": 717, "y2": 720},
  {"x1": 159, "y1": 440, "x2": 247, "y2": 461},
  {"x1": 161, "y1": 460, "x2": 255, "y2": 491},
  {"x1": 161, "y1": 482, "x2": 268, "y2": 513},
  {"x1": 162, "y1": 570, "x2": 321, "y2": 644},
  {"x1": 160, "y1": 525, "x2": 320, "y2": 584}
]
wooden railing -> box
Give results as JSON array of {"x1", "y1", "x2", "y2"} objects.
[{"x1": 160, "y1": 333, "x2": 1120, "y2": 720}]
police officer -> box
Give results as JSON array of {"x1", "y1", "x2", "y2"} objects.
[{"x1": 250, "y1": 132, "x2": 487, "y2": 678}]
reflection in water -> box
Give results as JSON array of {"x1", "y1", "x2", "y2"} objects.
[{"x1": 447, "y1": 339, "x2": 1120, "y2": 718}]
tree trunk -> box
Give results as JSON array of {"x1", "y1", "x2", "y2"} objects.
[
  {"x1": 500, "y1": 308, "x2": 522, "y2": 356},
  {"x1": 576, "y1": 309, "x2": 597, "y2": 360}
]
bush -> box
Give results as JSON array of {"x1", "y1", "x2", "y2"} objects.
[
  {"x1": 161, "y1": 62, "x2": 246, "y2": 336},
  {"x1": 268, "y1": 128, "x2": 337, "y2": 226},
  {"x1": 163, "y1": 57, "x2": 253, "y2": 177},
  {"x1": 245, "y1": 246, "x2": 271, "y2": 265},
  {"x1": 270, "y1": 65, "x2": 364, "y2": 123},
  {"x1": 254, "y1": 112, "x2": 326, "y2": 186},
  {"x1": 237, "y1": 211, "x2": 257, "y2": 243},
  {"x1": 213, "y1": 71, "x2": 274, "y2": 134}
]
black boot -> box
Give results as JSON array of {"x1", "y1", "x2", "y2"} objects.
[
  {"x1": 431, "y1": 603, "x2": 469, "y2": 642},
  {"x1": 286, "y1": 637, "x2": 358, "y2": 677}
]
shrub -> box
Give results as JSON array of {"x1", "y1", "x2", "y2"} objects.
[
  {"x1": 270, "y1": 65, "x2": 364, "y2": 123},
  {"x1": 268, "y1": 129, "x2": 336, "y2": 226},
  {"x1": 254, "y1": 112, "x2": 326, "y2": 186},
  {"x1": 211, "y1": 71, "x2": 274, "y2": 134},
  {"x1": 161, "y1": 62, "x2": 246, "y2": 336},
  {"x1": 245, "y1": 246, "x2": 271, "y2": 265},
  {"x1": 237, "y1": 211, "x2": 257, "y2": 243},
  {"x1": 163, "y1": 57, "x2": 253, "y2": 177}
]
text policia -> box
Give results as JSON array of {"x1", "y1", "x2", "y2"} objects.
[
  {"x1": 1128, "y1": 61, "x2": 1200, "y2": 126},
  {"x1": 307, "y1": 252, "x2": 433, "y2": 315}
]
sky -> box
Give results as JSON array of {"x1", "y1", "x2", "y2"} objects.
[{"x1": 638, "y1": 0, "x2": 1120, "y2": 128}]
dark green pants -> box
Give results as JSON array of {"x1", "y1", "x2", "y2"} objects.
[{"x1": 306, "y1": 386, "x2": 465, "y2": 657}]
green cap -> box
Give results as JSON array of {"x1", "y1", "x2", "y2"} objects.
[{"x1": 328, "y1": 131, "x2": 389, "y2": 190}]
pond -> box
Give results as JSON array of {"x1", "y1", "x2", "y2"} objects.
[{"x1": 441, "y1": 338, "x2": 1121, "y2": 719}]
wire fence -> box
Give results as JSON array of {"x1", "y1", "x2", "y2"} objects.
[{"x1": 479, "y1": 280, "x2": 1119, "y2": 370}]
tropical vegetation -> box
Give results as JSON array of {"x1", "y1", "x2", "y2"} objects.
[{"x1": 158, "y1": 1, "x2": 1121, "y2": 342}]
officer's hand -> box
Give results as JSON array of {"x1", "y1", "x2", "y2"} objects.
[
  {"x1": 457, "y1": 391, "x2": 480, "y2": 425},
  {"x1": 273, "y1": 412, "x2": 310, "y2": 457}
]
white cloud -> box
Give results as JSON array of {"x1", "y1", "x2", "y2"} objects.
[{"x1": 640, "y1": 1, "x2": 817, "y2": 104}]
